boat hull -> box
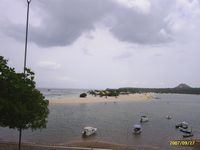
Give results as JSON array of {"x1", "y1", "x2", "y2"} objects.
[
  {"x1": 180, "y1": 128, "x2": 192, "y2": 134},
  {"x1": 183, "y1": 134, "x2": 193, "y2": 138}
]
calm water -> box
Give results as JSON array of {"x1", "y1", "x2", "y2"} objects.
[
  {"x1": 38, "y1": 88, "x2": 89, "y2": 99},
  {"x1": 0, "y1": 90, "x2": 200, "y2": 150}
]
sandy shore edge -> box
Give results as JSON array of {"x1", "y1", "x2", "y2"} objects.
[
  {"x1": 0, "y1": 140, "x2": 162, "y2": 150},
  {"x1": 1, "y1": 139, "x2": 199, "y2": 150},
  {"x1": 49, "y1": 93, "x2": 156, "y2": 104}
]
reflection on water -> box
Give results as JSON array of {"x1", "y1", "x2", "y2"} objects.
[{"x1": 0, "y1": 94, "x2": 200, "y2": 149}]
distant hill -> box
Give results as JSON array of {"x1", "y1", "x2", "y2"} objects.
[
  {"x1": 118, "y1": 83, "x2": 200, "y2": 94},
  {"x1": 175, "y1": 83, "x2": 191, "y2": 89}
]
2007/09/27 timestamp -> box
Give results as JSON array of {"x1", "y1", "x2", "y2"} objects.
[{"x1": 170, "y1": 140, "x2": 195, "y2": 146}]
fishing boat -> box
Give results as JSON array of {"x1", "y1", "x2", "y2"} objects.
[
  {"x1": 82, "y1": 126, "x2": 97, "y2": 136},
  {"x1": 133, "y1": 124, "x2": 142, "y2": 134},
  {"x1": 140, "y1": 116, "x2": 149, "y2": 123},
  {"x1": 175, "y1": 121, "x2": 188, "y2": 129}
]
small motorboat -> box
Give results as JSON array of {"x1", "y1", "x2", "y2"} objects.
[
  {"x1": 180, "y1": 128, "x2": 192, "y2": 134},
  {"x1": 166, "y1": 115, "x2": 172, "y2": 119},
  {"x1": 175, "y1": 121, "x2": 188, "y2": 129},
  {"x1": 82, "y1": 126, "x2": 97, "y2": 136},
  {"x1": 183, "y1": 133, "x2": 194, "y2": 138},
  {"x1": 140, "y1": 116, "x2": 149, "y2": 123},
  {"x1": 133, "y1": 124, "x2": 142, "y2": 134}
]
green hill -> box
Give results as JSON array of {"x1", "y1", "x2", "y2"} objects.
[{"x1": 175, "y1": 83, "x2": 191, "y2": 89}]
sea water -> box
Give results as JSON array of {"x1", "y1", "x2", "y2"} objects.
[
  {"x1": 38, "y1": 88, "x2": 89, "y2": 99},
  {"x1": 0, "y1": 89, "x2": 200, "y2": 150}
]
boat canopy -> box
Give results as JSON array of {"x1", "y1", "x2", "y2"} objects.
[
  {"x1": 134, "y1": 124, "x2": 141, "y2": 129},
  {"x1": 182, "y1": 121, "x2": 188, "y2": 125},
  {"x1": 83, "y1": 127, "x2": 95, "y2": 130}
]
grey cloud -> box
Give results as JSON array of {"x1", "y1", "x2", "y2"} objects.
[
  {"x1": 1, "y1": 23, "x2": 25, "y2": 43},
  {"x1": 17, "y1": 0, "x2": 115, "y2": 47},
  {"x1": 2, "y1": 0, "x2": 174, "y2": 47},
  {"x1": 1, "y1": 0, "x2": 115, "y2": 47},
  {"x1": 109, "y1": 0, "x2": 173, "y2": 45}
]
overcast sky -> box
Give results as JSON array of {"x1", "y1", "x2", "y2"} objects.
[{"x1": 0, "y1": 0, "x2": 200, "y2": 89}]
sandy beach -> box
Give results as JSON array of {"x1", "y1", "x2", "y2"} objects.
[
  {"x1": 1, "y1": 139, "x2": 199, "y2": 150},
  {"x1": 49, "y1": 93, "x2": 155, "y2": 104},
  {"x1": 0, "y1": 140, "x2": 161, "y2": 150}
]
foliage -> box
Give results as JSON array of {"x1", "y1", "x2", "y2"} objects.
[
  {"x1": 88, "y1": 83, "x2": 200, "y2": 97},
  {"x1": 118, "y1": 87, "x2": 200, "y2": 94},
  {"x1": 88, "y1": 89, "x2": 119, "y2": 97},
  {"x1": 0, "y1": 56, "x2": 49, "y2": 131}
]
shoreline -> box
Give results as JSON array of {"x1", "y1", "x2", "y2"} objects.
[
  {"x1": 49, "y1": 93, "x2": 156, "y2": 104},
  {"x1": 1, "y1": 139, "x2": 199, "y2": 150},
  {"x1": 0, "y1": 140, "x2": 161, "y2": 150}
]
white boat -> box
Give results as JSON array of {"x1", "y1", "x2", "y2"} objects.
[
  {"x1": 166, "y1": 115, "x2": 172, "y2": 119},
  {"x1": 140, "y1": 116, "x2": 149, "y2": 123},
  {"x1": 133, "y1": 124, "x2": 142, "y2": 134},
  {"x1": 175, "y1": 121, "x2": 188, "y2": 129},
  {"x1": 82, "y1": 126, "x2": 97, "y2": 136}
]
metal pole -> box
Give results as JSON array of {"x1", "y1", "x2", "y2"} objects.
[
  {"x1": 24, "y1": 0, "x2": 31, "y2": 74},
  {"x1": 19, "y1": 1, "x2": 31, "y2": 150}
]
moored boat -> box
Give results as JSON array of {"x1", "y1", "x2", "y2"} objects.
[
  {"x1": 175, "y1": 121, "x2": 188, "y2": 129},
  {"x1": 82, "y1": 126, "x2": 97, "y2": 136},
  {"x1": 133, "y1": 124, "x2": 142, "y2": 134},
  {"x1": 140, "y1": 116, "x2": 149, "y2": 123},
  {"x1": 166, "y1": 115, "x2": 172, "y2": 119}
]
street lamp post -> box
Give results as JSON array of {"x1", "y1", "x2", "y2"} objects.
[
  {"x1": 24, "y1": 0, "x2": 31, "y2": 74},
  {"x1": 19, "y1": 2, "x2": 32, "y2": 150}
]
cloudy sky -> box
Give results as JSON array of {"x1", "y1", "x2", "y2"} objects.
[{"x1": 0, "y1": 0, "x2": 200, "y2": 89}]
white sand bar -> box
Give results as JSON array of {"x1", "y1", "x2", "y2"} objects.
[{"x1": 49, "y1": 93, "x2": 155, "y2": 104}]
